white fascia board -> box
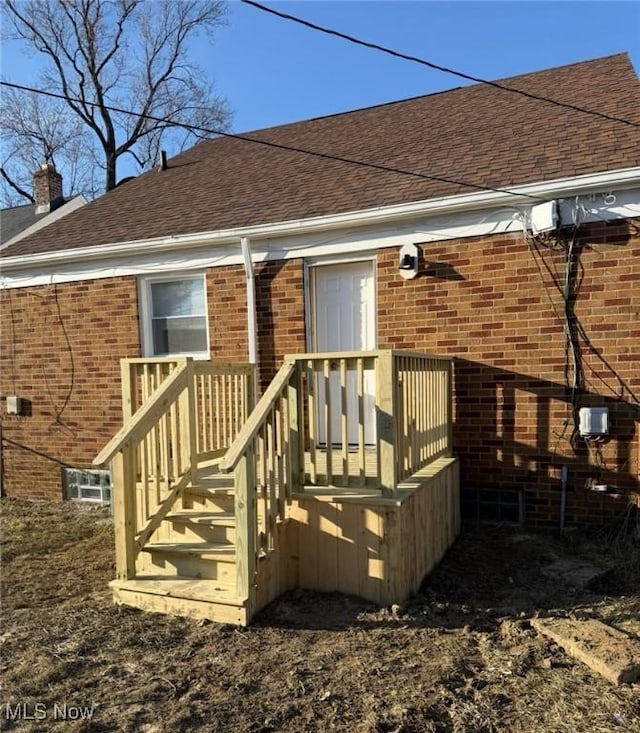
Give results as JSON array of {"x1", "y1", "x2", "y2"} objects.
[
  {"x1": 0, "y1": 207, "x2": 530, "y2": 289},
  {"x1": 3, "y1": 190, "x2": 638, "y2": 291},
  {"x1": 1, "y1": 168, "x2": 639, "y2": 286}
]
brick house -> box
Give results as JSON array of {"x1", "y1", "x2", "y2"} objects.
[{"x1": 1, "y1": 53, "x2": 639, "y2": 532}]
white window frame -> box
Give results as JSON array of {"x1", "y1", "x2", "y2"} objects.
[
  {"x1": 139, "y1": 273, "x2": 210, "y2": 359},
  {"x1": 64, "y1": 468, "x2": 112, "y2": 505}
]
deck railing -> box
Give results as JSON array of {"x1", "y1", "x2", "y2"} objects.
[
  {"x1": 219, "y1": 350, "x2": 453, "y2": 603},
  {"x1": 285, "y1": 350, "x2": 453, "y2": 492},
  {"x1": 94, "y1": 358, "x2": 255, "y2": 581},
  {"x1": 393, "y1": 352, "x2": 453, "y2": 483},
  {"x1": 119, "y1": 357, "x2": 255, "y2": 463},
  {"x1": 219, "y1": 359, "x2": 299, "y2": 599}
]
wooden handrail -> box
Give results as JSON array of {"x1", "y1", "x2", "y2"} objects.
[
  {"x1": 219, "y1": 359, "x2": 296, "y2": 473},
  {"x1": 93, "y1": 362, "x2": 189, "y2": 466},
  {"x1": 286, "y1": 350, "x2": 379, "y2": 361},
  {"x1": 285, "y1": 350, "x2": 453, "y2": 363},
  {"x1": 193, "y1": 361, "x2": 255, "y2": 377},
  {"x1": 389, "y1": 350, "x2": 455, "y2": 362}
]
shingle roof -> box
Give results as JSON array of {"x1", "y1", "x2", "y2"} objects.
[
  {"x1": 0, "y1": 204, "x2": 42, "y2": 245},
  {"x1": 4, "y1": 54, "x2": 639, "y2": 259}
]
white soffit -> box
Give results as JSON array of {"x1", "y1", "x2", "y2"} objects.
[{"x1": 1, "y1": 169, "x2": 639, "y2": 289}]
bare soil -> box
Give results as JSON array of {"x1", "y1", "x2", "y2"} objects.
[{"x1": 1, "y1": 498, "x2": 639, "y2": 733}]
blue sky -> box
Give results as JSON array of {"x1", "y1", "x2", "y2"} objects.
[
  {"x1": 209, "y1": 0, "x2": 640, "y2": 133},
  {"x1": 1, "y1": 0, "x2": 638, "y2": 185},
  {"x1": 3, "y1": 1, "x2": 639, "y2": 134}
]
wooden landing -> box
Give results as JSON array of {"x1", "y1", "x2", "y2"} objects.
[
  {"x1": 290, "y1": 456, "x2": 460, "y2": 606},
  {"x1": 110, "y1": 577, "x2": 248, "y2": 625}
]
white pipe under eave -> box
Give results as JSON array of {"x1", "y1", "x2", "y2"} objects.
[{"x1": 241, "y1": 237, "x2": 260, "y2": 392}]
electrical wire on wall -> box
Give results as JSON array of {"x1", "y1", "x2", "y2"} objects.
[{"x1": 525, "y1": 201, "x2": 639, "y2": 499}]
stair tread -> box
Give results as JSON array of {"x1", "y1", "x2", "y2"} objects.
[
  {"x1": 110, "y1": 576, "x2": 244, "y2": 605},
  {"x1": 143, "y1": 540, "x2": 236, "y2": 560},
  {"x1": 186, "y1": 484, "x2": 235, "y2": 497},
  {"x1": 166, "y1": 511, "x2": 235, "y2": 525}
]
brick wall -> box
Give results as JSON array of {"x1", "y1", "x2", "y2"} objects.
[
  {"x1": 0, "y1": 277, "x2": 141, "y2": 499},
  {"x1": 207, "y1": 258, "x2": 306, "y2": 389},
  {"x1": 377, "y1": 219, "x2": 639, "y2": 527},
  {"x1": 254, "y1": 259, "x2": 306, "y2": 387},
  {"x1": 2, "y1": 222, "x2": 637, "y2": 527},
  {"x1": 0, "y1": 260, "x2": 307, "y2": 499}
]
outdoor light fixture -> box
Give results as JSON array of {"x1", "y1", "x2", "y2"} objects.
[{"x1": 399, "y1": 243, "x2": 420, "y2": 279}]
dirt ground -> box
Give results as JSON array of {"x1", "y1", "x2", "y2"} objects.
[{"x1": 1, "y1": 499, "x2": 639, "y2": 733}]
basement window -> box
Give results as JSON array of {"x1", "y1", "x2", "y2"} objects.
[
  {"x1": 140, "y1": 274, "x2": 209, "y2": 357},
  {"x1": 64, "y1": 468, "x2": 112, "y2": 504}
]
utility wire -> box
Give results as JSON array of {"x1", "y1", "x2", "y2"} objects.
[
  {"x1": 0, "y1": 79, "x2": 548, "y2": 202},
  {"x1": 241, "y1": 0, "x2": 640, "y2": 130}
]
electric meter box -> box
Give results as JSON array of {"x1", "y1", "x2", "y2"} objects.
[
  {"x1": 529, "y1": 201, "x2": 559, "y2": 233},
  {"x1": 578, "y1": 407, "x2": 609, "y2": 437}
]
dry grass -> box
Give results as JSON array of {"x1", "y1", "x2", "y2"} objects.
[{"x1": 1, "y1": 498, "x2": 639, "y2": 732}]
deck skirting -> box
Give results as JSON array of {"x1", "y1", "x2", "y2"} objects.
[{"x1": 255, "y1": 456, "x2": 460, "y2": 610}]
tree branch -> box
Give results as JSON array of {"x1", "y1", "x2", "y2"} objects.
[{"x1": 0, "y1": 167, "x2": 35, "y2": 203}]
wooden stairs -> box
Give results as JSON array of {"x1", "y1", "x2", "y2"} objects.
[
  {"x1": 110, "y1": 461, "x2": 252, "y2": 626},
  {"x1": 96, "y1": 352, "x2": 458, "y2": 627}
]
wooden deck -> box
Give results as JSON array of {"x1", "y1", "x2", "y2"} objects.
[
  {"x1": 96, "y1": 351, "x2": 459, "y2": 626},
  {"x1": 111, "y1": 451, "x2": 459, "y2": 622}
]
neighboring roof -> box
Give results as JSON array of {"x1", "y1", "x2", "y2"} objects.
[
  {"x1": 0, "y1": 195, "x2": 87, "y2": 249},
  {"x1": 3, "y1": 54, "x2": 639, "y2": 259},
  {"x1": 0, "y1": 203, "x2": 41, "y2": 245}
]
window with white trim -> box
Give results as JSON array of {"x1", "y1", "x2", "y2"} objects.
[
  {"x1": 140, "y1": 275, "x2": 209, "y2": 357},
  {"x1": 64, "y1": 468, "x2": 112, "y2": 504}
]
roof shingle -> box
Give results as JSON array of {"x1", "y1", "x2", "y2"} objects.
[{"x1": 4, "y1": 53, "x2": 639, "y2": 259}]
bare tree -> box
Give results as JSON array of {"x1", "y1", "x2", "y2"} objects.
[
  {"x1": 2, "y1": 0, "x2": 231, "y2": 199},
  {"x1": 1, "y1": 86, "x2": 100, "y2": 206}
]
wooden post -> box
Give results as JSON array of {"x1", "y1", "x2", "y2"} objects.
[
  {"x1": 376, "y1": 350, "x2": 397, "y2": 497},
  {"x1": 246, "y1": 366, "x2": 257, "y2": 418},
  {"x1": 121, "y1": 360, "x2": 136, "y2": 421},
  {"x1": 113, "y1": 448, "x2": 136, "y2": 580},
  {"x1": 184, "y1": 358, "x2": 198, "y2": 481},
  {"x1": 287, "y1": 362, "x2": 303, "y2": 492},
  {"x1": 446, "y1": 360, "x2": 454, "y2": 458},
  {"x1": 234, "y1": 445, "x2": 257, "y2": 611}
]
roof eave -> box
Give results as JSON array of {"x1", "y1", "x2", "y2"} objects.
[{"x1": 2, "y1": 167, "x2": 639, "y2": 272}]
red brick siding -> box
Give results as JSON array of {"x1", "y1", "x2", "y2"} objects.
[
  {"x1": 0, "y1": 277, "x2": 141, "y2": 499},
  {"x1": 0, "y1": 262, "x2": 308, "y2": 500},
  {"x1": 377, "y1": 219, "x2": 639, "y2": 526},
  {"x1": 207, "y1": 265, "x2": 249, "y2": 363},
  {"x1": 206, "y1": 259, "x2": 306, "y2": 390},
  {"x1": 255, "y1": 259, "x2": 306, "y2": 387},
  {"x1": 2, "y1": 222, "x2": 637, "y2": 528}
]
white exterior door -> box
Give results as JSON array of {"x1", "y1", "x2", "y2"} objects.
[{"x1": 311, "y1": 260, "x2": 376, "y2": 444}]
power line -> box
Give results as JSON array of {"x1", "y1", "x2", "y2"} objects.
[
  {"x1": 0, "y1": 79, "x2": 548, "y2": 202},
  {"x1": 241, "y1": 0, "x2": 640, "y2": 130}
]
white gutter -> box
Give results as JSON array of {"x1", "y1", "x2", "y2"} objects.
[
  {"x1": 2, "y1": 167, "x2": 639, "y2": 272},
  {"x1": 241, "y1": 236, "x2": 259, "y2": 363}
]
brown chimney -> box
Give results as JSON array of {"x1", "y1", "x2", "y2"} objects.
[{"x1": 34, "y1": 163, "x2": 63, "y2": 214}]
